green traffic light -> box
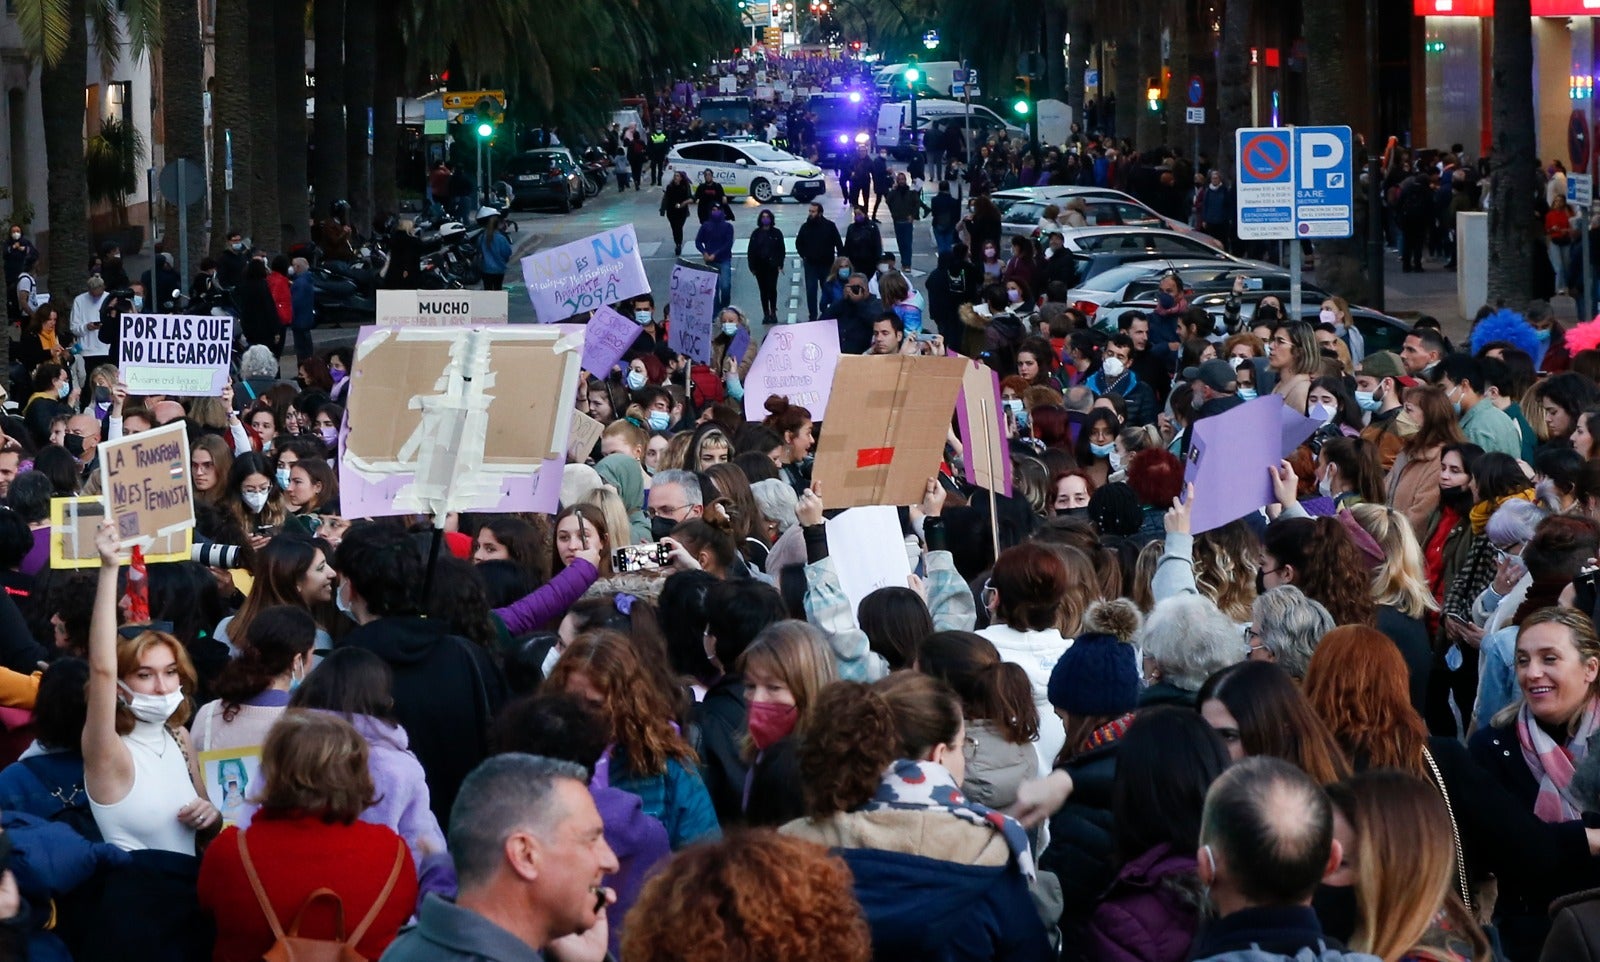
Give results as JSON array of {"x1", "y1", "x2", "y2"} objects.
[
  {"x1": 905, "y1": 68, "x2": 921, "y2": 82},
  {"x1": 477, "y1": 122, "x2": 494, "y2": 138},
  {"x1": 1012, "y1": 99, "x2": 1029, "y2": 116}
]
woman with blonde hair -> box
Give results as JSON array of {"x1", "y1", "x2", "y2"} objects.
[
  {"x1": 737, "y1": 621, "x2": 838, "y2": 827},
  {"x1": 585, "y1": 488, "x2": 636, "y2": 553},
  {"x1": 1351, "y1": 502, "x2": 1437, "y2": 712},
  {"x1": 1155, "y1": 496, "x2": 1258, "y2": 627},
  {"x1": 1322, "y1": 770, "x2": 1489, "y2": 962}
]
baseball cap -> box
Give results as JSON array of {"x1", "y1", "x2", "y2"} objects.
[
  {"x1": 1182, "y1": 359, "x2": 1239, "y2": 393},
  {"x1": 1357, "y1": 351, "x2": 1405, "y2": 380}
]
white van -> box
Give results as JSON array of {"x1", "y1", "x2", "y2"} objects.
[
  {"x1": 876, "y1": 100, "x2": 1016, "y2": 155},
  {"x1": 875, "y1": 61, "x2": 966, "y2": 98}
]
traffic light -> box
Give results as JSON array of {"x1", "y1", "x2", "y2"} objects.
[
  {"x1": 1012, "y1": 75, "x2": 1032, "y2": 116},
  {"x1": 1146, "y1": 76, "x2": 1162, "y2": 112},
  {"x1": 905, "y1": 65, "x2": 921, "y2": 83},
  {"x1": 477, "y1": 121, "x2": 494, "y2": 138}
]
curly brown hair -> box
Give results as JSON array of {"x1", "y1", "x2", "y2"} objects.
[
  {"x1": 621, "y1": 830, "x2": 871, "y2": 962},
  {"x1": 1262, "y1": 516, "x2": 1376, "y2": 627},
  {"x1": 541, "y1": 629, "x2": 696, "y2": 777}
]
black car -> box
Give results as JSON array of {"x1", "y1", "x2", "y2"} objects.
[
  {"x1": 505, "y1": 152, "x2": 585, "y2": 214},
  {"x1": 1190, "y1": 290, "x2": 1412, "y2": 354}
]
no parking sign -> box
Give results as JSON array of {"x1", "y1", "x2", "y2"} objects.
[
  {"x1": 1234, "y1": 126, "x2": 1353, "y2": 241},
  {"x1": 1236, "y1": 128, "x2": 1294, "y2": 240}
]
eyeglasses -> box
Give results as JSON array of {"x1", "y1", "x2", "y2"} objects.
[
  {"x1": 1242, "y1": 624, "x2": 1269, "y2": 656},
  {"x1": 648, "y1": 504, "x2": 688, "y2": 519},
  {"x1": 846, "y1": 285, "x2": 866, "y2": 294}
]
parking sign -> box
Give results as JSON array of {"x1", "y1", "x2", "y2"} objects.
[
  {"x1": 1293, "y1": 126, "x2": 1354, "y2": 239},
  {"x1": 1235, "y1": 128, "x2": 1294, "y2": 240}
]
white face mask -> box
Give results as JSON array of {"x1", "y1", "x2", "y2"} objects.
[
  {"x1": 1101, "y1": 356, "x2": 1126, "y2": 378},
  {"x1": 117, "y1": 681, "x2": 184, "y2": 726},
  {"x1": 1319, "y1": 308, "x2": 1337, "y2": 326},
  {"x1": 541, "y1": 645, "x2": 562, "y2": 678},
  {"x1": 242, "y1": 490, "x2": 269, "y2": 513},
  {"x1": 335, "y1": 581, "x2": 357, "y2": 622},
  {"x1": 1318, "y1": 468, "x2": 1335, "y2": 499}
]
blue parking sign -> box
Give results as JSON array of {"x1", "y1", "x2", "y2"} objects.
[
  {"x1": 1235, "y1": 128, "x2": 1294, "y2": 240},
  {"x1": 1292, "y1": 126, "x2": 1353, "y2": 239}
]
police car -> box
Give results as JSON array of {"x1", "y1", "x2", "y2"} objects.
[{"x1": 664, "y1": 140, "x2": 828, "y2": 203}]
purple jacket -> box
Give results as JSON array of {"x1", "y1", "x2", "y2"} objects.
[
  {"x1": 494, "y1": 558, "x2": 598, "y2": 635},
  {"x1": 1085, "y1": 843, "x2": 1204, "y2": 962},
  {"x1": 592, "y1": 783, "x2": 671, "y2": 959},
  {"x1": 346, "y1": 713, "x2": 457, "y2": 903}
]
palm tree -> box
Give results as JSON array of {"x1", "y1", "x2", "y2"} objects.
[
  {"x1": 247, "y1": 0, "x2": 281, "y2": 252},
  {"x1": 1302, "y1": 0, "x2": 1363, "y2": 301},
  {"x1": 343, "y1": 0, "x2": 374, "y2": 233},
  {"x1": 1488, "y1": 0, "x2": 1535, "y2": 308},
  {"x1": 20, "y1": 0, "x2": 92, "y2": 304},
  {"x1": 1215, "y1": 0, "x2": 1250, "y2": 175},
  {"x1": 211, "y1": 0, "x2": 252, "y2": 240},
  {"x1": 160, "y1": 0, "x2": 207, "y2": 271},
  {"x1": 371, "y1": 10, "x2": 402, "y2": 217},
  {"x1": 312, "y1": 0, "x2": 347, "y2": 217},
  {"x1": 274, "y1": 0, "x2": 308, "y2": 246}
]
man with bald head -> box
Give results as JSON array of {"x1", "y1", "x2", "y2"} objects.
[
  {"x1": 152, "y1": 400, "x2": 186, "y2": 426},
  {"x1": 1191, "y1": 757, "x2": 1364, "y2": 961},
  {"x1": 64, "y1": 413, "x2": 101, "y2": 484}
]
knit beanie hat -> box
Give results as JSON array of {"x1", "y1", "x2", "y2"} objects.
[
  {"x1": 1048, "y1": 598, "x2": 1142, "y2": 717},
  {"x1": 1088, "y1": 482, "x2": 1143, "y2": 537}
]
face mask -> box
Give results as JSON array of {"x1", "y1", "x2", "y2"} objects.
[
  {"x1": 242, "y1": 489, "x2": 269, "y2": 513},
  {"x1": 710, "y1": 210, "x2": 725, "y2": 222},
  {"x1": 1107, "y1": 449, "x2": 1123, "y2": 471},
  {"x1": 1312, "y1": 884, "x2": 1359, "y2": 946},
  {"x1": 855, "y1": 214, "x2": 866, "y2": 224},
  {"x1": 131, "y1": 295, "x2": 143, "y2": 311},
  {"x1": 335, "y1": 581, "x2": 357, "y2": 622},
  {"x1": 231, "y1": 242, "x2": 245, "y2": 252},
  {"x1": 1156, "y1": 292, "x2": 1176, "y2": 310},
  {"x1": 1100, "y1": 356, "x2": 1125, "y2": 378},
  {"x1": 1237, "y1": 388, "x2": 1258, "y2": 401},
  {"x1": 1355, "y1": 389, "x2": 1381, "y2": 412},
  {"x1": 9, "y1": 232, "x2": 18, "y2": 241},
  {"x1": 276, "y1": 468, "x2": 292, "y2": 489},
  {"x1": 648, "y1": 410, "x2": 672, "y2": 432},
  {"x1": 1319, "y1": 309, "x2": 1337, "y2": 325},
  {"x1": 722, "y1": 322, "x2": 739, "y2": 336},
  {"x1": 626, "y1": 370, "x2": 647, "y2": 391},
  {"x1": 1007, "y1": 289, "x2": 1022, "y2": 304},
  {"x1": 838, "y1": 268, "x2": 851, "y2": 280},
  {"x1": 319, "y1": 426, "x2": 338, "y2": 446},
  {"x1": 1061, "y1": 506, "x2": 1090, "y2": 518},
  {"x1": 330, "y1": 368, "x2": 346, "y2": 385},
  {"x1": 286, "y1": 266, "x2": 295, "y2": 276},
  {"x1": 541, "y1": 644, "x2": 562, "y2": 679},
  {"x1": 63, "y1": 434, "x2": 85, "y2": 457},
  {"x1": 651, "y1": 514, "x2": 679, "y2": 541},
  {"x1": 1044, "y1": 248, "x2": 1056, "y2": 259},
  {"x1": 634, "y1": 310, "x2": 652, "y2": 326},
  {"x1": 1318, "y1": 469, "x2": 1335, "y2": 499},
  {"x1": 56, "y1": 381, "x2": 70, "y2": 399},
  {"x1": 1090, "y1": 441, "x2": 1115, "y2": 458},
  {"x1": 1309, "y1": 403, "x2": 1335, "y2": 425},
  {"x1": 747, "y1": 700, "x2": 799, "y2": 751},
  {"x1": 117, "y1": 681, "x2": 184, "y2": 726},
  {"x1": 1396, "y1": 412, "x2": 1420, "y2": 433},
  {"x1": 1003, "y1": 398, "x2": 1025, "y2": 427},
  {"x1": 1536, "y1": 327, "x2": 1553, "y2": 343},
  {"x1": 1448, "y1": 389, "x2": 1462, "y2": 416}
]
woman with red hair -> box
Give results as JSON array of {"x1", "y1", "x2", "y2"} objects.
[
  {"x1": 1029, "y1": 405, "x2": 1073, "y2": 454},
  {"x1": 1126, "y1": 448, "x2": 1183, "y2": 543},
  {"x1": 1302, "y1": 624, "x2": 1600, "y2": 956}
]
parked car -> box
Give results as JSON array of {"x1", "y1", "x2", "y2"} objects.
[
  {"x1": 504, "y1": 151, "x2": 585, "y2": 213},
  {"x1": 1068, "y1": 259, "x2": 1331, "y2": 330},
  {"x1": 992, "y1": 186, "x2": 1222, "y2": 249}
]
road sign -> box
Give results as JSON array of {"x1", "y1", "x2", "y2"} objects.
[
  {"x1": 1235, "y1": 127, "x2": 1294, "y2": 240},
  {"x1": 158, "y1": 159, "x2": 205, "y2": 208},
  {"x1": 951, "y1": 82, "x2": 965, "y2": 96},
  {"x1": 1085, "y1": 69, "x2": 1099, "y2": 89},
  {"x1": 1572, "y1": 173, "x2": 1594, "y2": 208},
  {"x1": 441, "y1": 90, "x2": 508, "y2": 111},
  {"x1": 1294, "y1": 125, "x2": 1354, "y2": 239},
  {"x1": 1186, "y1": 107, "x2": 1205, "y2": 125},
  {"x1": 1187, "y1": 75, "x2": 1204, "y2": 107}
]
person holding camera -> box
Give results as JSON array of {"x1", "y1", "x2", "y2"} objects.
[{"x1": 68, "y1": 276, "x2": 110, "y2": 374}]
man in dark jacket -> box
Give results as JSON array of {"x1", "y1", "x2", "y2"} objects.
[
  {"x1": 1199, "y1": 170, "x2": 1235, "y2": 252},
  {"x1": 1085, "y1": 334, "x2": 1158, "y2": 427},
  {"x1": 795, "y1": 202, "x2": 844, "y2": 322},
  {"x1": 869, "y1": 149, "x2": 893, "y2": 219},
  {"x1": 1181, "y1": 359, "x2": 1245, "y2": 458},
  {"x1": 930, "y1": 181, "x2": 961, "y2": 256},
  {"x1": 289, "y1": 256, "x2": 316, "y2": 363},
  {"x1": 695, "y1": 207, "x2": 735, "y2": 312},
  {"x1": 843, "y1": 207, "x2": 884, "y2": 278},
  {"x1": 823, "y1": 273, "x2": 884, "y2": 354},
  {"x1": 884, "y1": 172, "x2": 930, "y2": 273},
  {"x1": 335, "y1": 524, "x2": 507, "y2": 824},
  {"x1": 850, "y1": 148, "x2": 875, "y2": 212}
]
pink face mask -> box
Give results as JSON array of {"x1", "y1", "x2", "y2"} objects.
[{"x1": 746, "y1": 701, "x2": 798, "y2": 751}]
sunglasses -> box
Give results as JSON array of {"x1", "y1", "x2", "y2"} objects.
[{"x1": 118, "y1": 621, "x2": 175, "y2": 639}]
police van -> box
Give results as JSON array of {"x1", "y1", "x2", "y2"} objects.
[{"x1": 663, "y1": 140, "x2": 828, "y2": 203}]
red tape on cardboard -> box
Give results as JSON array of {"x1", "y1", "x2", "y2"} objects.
[{"x1": 856, "y1": 446, "x2": 895, "y2": 468}]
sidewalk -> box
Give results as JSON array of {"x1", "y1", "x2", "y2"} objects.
[{"x1": 1360, "y1": 246, "x2": 1585, "y2": 342}]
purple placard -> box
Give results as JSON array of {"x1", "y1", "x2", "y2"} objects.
[
  {"x1": 581, "y1": 306, "x2": 640, "y2": 378},
  {"x1": 728, "y1": 326, "x2": 751, "y2": 367},
  {"x1": 521, "y1": 224, "x2": 650, "y2": 323},
  {"x1": 955, "y1": 360, "x2": 1014, "y2": 497},
  {"x1": 741, "y1": 319, "x2": 840, "y2": 421},
  {"x1": 1183, "y1": 394, "x2": 1286, "y2": 534},
  {"x1": 337, "y1": 432, "x2": 562, "y2": 519},
  {"x1": 1280, "y1": 404, "x2": 1321, "y2": 456}
]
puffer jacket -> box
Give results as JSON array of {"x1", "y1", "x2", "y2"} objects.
[{"x1": 1085, "y1": 843, "x2": 1205, "y2": 962}]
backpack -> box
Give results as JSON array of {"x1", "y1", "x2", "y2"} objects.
[{"x1": 237, "y1": 830, "x2": 407, "y2": 962}]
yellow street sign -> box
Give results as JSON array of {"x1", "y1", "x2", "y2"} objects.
[{"x1": 441, "y1": 90, "x2": 508, "y2": 110}]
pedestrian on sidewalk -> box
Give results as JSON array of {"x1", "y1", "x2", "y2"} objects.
[{"x1": 477, "y1": 208, "x2": 512, "y2": 291}]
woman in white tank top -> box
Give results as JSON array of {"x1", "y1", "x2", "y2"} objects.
[{"x1": 85, "y1": 523, "x2": 220, "y2": 854}]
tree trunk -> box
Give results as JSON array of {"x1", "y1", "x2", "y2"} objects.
[
  {"x1": 1165, "y1": 0, "x2": 1189, "y2": 161},
  {"x1": 312, "y1": 0, "x2": 347, "y2": 218},
  {"x1": 160, "y1": 0, "x2": 207, "y2": 270},
  {"x1": 248, "y1": 0, "x2": 280, "y2": 252},
  {"x1": 1112, "y1": 29, "x2": 1138, "y2": 141},
  {"x1": 1303, "y1": 0, "x2": 1364, "y2": 301},
  {"x1": 372, "y1": 10, "x2": 402, "y2": 216},
  {"x1": 212, "y1": 0, "x2": 252, "y2": 241},
  {"x1": 1065, "y1": 0, "x2": 1091, "y2": 133},
  {"x1": 40, "y1": 0, "x2": 89, "y2": 307},
  {"x1": 1488, "y1": 0, "x2": 1535, "y2": 309},
  {"x1": 1043, "y1": 1, "x2": 1066, "y2": 101},
  {"x1": 343, "y1": 0, "x2": 374, "y2": 235},
  {"x1": 275, "y1": 0, "x2": 309, "y2": 247},
  {"x1": 1216, "y1": 0, "x2": 1251, "y2": 176}
]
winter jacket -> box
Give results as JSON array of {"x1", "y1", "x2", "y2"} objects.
[
  {"x1": 1189, "y1": 906, "x2": 1378, "y2": 962},
  {"x1": 845, "y1": 220, "x2": 885, "y2": 274},
  {"x1": 961, "y1": 719, "x2": 1034, "y2": 811},
  {"x1": 693, "y1": 673, "x2": 749, "y2": 826},
  {"x1": 1200, "y1": 185, "x2": 1235, "y2": 230},
  {"x1": 492, "y1": 557, "x2": 598, "y2": 637},
  {"x1": 1084, "y1": 368, "x2": 1159, "y2": 427},
  {"x1": 6, "y1": 809, "x2": 128, "y2": 962},
  {"x1": 338, "y1": 616, "x2": 507, "y2": 824},
  {"x1": 346, "y1": 713, "x2": 454, "y2": 898},
  {"x1": 266, "y1": 271, "x2": 292, "y2": 326},
  {"x1": 592, "y1": 783, "x2": 670, "y2": 958},
  {"x1": 1387, "y1": 445, "x2": 1444, "y2": 540},
  {"x1": 1042, "y1": 737, "x2": 1120, "y2": 938},
  {"x1": 289, "y1": 270, "x2": 316, "y2": 330},
  {"x1": 887, "y1": 185, "x2": 929, "y2": 223},
  {"x1": 0, "y1": 751, "x2": 98, "y2": 840},
  {"x1": 977, "y1": 623, "x2": 1073, "y2": 774},
  {"x1": 479, "y1": 230, "x2": 513, "y2": 275},
  {"x1": 743, "y1": 736, "x2": 805, "y2": 828},
  {"x1": 958, "y1": 304, "x2": 1028, "y2": 362},
  {"x1": 1085, "y1": 843, "x2": 1204, "y2": 962},
  {"x1": 783, "y1": 808, "x2": 1053, "y2": 962},
  {"x1": 1544, "y1": 888, "x2": 1600, "y2": 962},
  {"x1": 695, "y1": 217, "x2": 735, "y2": 264},
  {"x1": 608, "y1": 755, "x2": 721, "y2": 850},
  {"x1": 796, "y1": 216, "x2": 845, "y2": 269},
  {"x1": 748, "y1": 225, "x2": 787, "y2": 274},
  {"x1": 931, "y1": 192, "x2": 962, "y2": 231},
  {"x1": 823, "y1": 291, "x2": 885, "y2": 355}
]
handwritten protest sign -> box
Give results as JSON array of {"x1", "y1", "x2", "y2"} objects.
[
  {"x1": 99, "y1": 422, "x2": 195, "y2": 547},
  {"x1": 741, "y1": 320, "x2": 839, "y2": 421},
  {"x1": 567, "y1": 410, "x2": 605, "y2": 462},
  {"x1": 117, "y1": 314, "x2": 234, "y2": 396},
  {"x1": 668, "y1": 263, "x2": 717, "y2": 364},
  {"x1": 580, "y1": 305, "x2": 641, "y2": 377},
  {"x1": 521, "y1": 225, "x2": 649, "y2": 323},
  {"x1": 376, "y1": 290, "x2": 508, "y2": 327},
  {"x1": 49, "y1": 496, "x2": 192, "y2": 568},
  {"x1": 1184, "y1": 394, "x2": 1285, "y2": 534},
  {"x1": 956, "y1": 359, "x2": 1013, "y2": 497},
  {"x1": 812, "y1": 354, "x2": 968, "y2": 509}
]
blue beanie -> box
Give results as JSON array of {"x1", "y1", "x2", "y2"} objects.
[{"x1": 1048, "y1": 599, "x2": 1142, "y2": 717}]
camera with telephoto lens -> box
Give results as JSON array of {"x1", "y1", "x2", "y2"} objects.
[{"x1": 191, "y1": 543, "x2": 241, "y2": 568}]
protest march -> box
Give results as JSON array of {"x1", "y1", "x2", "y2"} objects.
[{"x1": 11, "y1": 170, "x2": 1600, "y2": 962}]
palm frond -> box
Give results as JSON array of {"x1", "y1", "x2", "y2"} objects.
[
  {"x1": 12, "y1": 0, "x2": 73, "y2": 66},
  {"x1": 122, "y1": 0, "x2": 162, "y2": 57},
  {"x1": 88, "y1": 0, "x2": 125, "y2": 78}
]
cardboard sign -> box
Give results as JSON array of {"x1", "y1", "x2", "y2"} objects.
[
  {"x1": 198, "y1": 746, "x2": 261, "y2": 829},
  {"x1": 99, "y1": 421, "x2": 195, "y2": 547},
  {"x1": 117, "y1": 314, "x2": 234, "y2": 396},
  {"x1": 521, "y1": 225, "x2": 650, "y2": 323},
  {"x1": 742, "y1": 320, "x2": 839, "y2": 421},
  {"x1": 668, "y1": 263, "x2": 717, "y2": 364},
  {"x1": 48, "y1": 495, "x2": 192, "y2": 568},
  {"x1": 1184, "y1": 394, "x2": 1287, "y2": 534},
  {"x1": 567, "y1": 409, "x2": 605, "y2": 462},
  {"x1": 811, "y1": 355, "x2": 968, "y2": 509},
  {"x1": 375, "y1": 289, "x2": 509, "y2": 327},
  {"x1": 340, "y1": 325, "x2": 581, "y2": 520},
  {"x1": 826, "y1": 505, "x2": 913, "y2": 626},
  {"x1": 581, "y1": 305, "x2": 642, "y2": 377},
  {"x1": 955, "y1": 359, "x2": 1013, "y2": 497}
]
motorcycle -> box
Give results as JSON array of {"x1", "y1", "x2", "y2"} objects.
[{"x1": 311, "y1": 266, "x2": 375, "y2": 327}]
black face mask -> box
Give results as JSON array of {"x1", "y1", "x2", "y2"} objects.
[
  {"x1": 1255, "y1": 569, "x2": 1268, "y2": 594},
  {"x1": 1311, "y1": 884, "x2": 1358, "y2": 945},
  {"x1": 63, "y1": 434, "x2": 85, "y2": 458},
  {"x1": 650, "y1": 515, "x2": 678, "y2": 542},
  {"x1": 1059, "y1": 506, "x2": 1090, "y2": 519},
  {"x1": 1439, "y1": 484, "x2": 1475, "y2": 514}
]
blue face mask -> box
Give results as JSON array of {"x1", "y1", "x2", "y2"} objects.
[
  {"x1": 838, "y1": 268, "x2": 850, "y2": 280},
  {"x1": 56, "y1": 381, "x2": 69, "y2": 399},
  {"x1": 634, "y1": 310, "x2": 652, "y2": 326},
  {"x1": 626, "y1": 371, "x2": 647, "y2": 391},
  {"x1": 648, "y1": 410, "x2": 672, "y2": 432},
  {"x1": 1536, "y1": 327, "x2": 1553, "y2": 343},
  {"x1": 1237, "y1": 388, "x2": 1259, "y2": 401},
  {"x1": 722, "y1": 322, "x2": 739, "y2": 337},
  {"x1": 335, "y1": 582, "x2": 356, "y2": 623},
  {"x1": 1355, "y1": 389, "x2": 1381, "y2": 412},
  {"x1": 1090, "y1": 441, "x2": 1115, "y2": 458},
  {"x1": 276, "y1": 468, "x2": 292, "y2": 490}
]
